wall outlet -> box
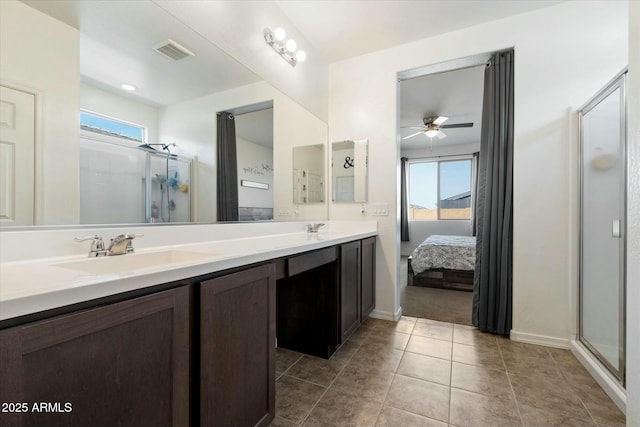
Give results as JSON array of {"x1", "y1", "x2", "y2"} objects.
[{"x1": 278, "y1": 207, "x2": 291, "y2": 216}]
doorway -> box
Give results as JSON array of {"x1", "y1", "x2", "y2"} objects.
[{"x1": 397, "y1": 54, "x2": 488, "y2": 325}]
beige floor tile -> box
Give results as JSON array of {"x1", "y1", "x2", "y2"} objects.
[
  {"x1": 519, "y1": 403, "x2": 596, "y2": 427},
  {"x1": 416, "y1": 318, "x2": 454, "y2": 327},
  {"x1": 397, "y1": 352, "x2": 451, "y2": 386},
  {"x1": 302, "y1": 389, "x2": 381, "y2": 427},
  {"x1": 365, "y1": 330, "x2": 411, "y2": 350},
  {"x1": 497, "y1": 338, "x2": 551, "y2": 359},
  {"x1": 348, "y1": 324, "x2": 373, "y2": 344},
  {"x1": 450, "y1": 362, "x2": 512, "y2": 399},
  {"x1": 580, "y1": 388, "x2": 626, "y2": 427},
  {"x1": 452, "y1": 325, "x2": 499, "y2": 348},
  {"x1": 285, "y1": 355, "x2": 344, "y2": 387},
  {"x1": 328, "y1": 362, "x2": 395, "y2": 403},
  {"x1": 406, "y1": 335, "x2": 453, "y2": 360},
  {"x1": 375, "y1": 405, "x2": 447, "y2": 427},
  {"x1": 276, "y1": 347, "x2": 304, "y2": 375},
  {"x1": 350, "y1": 346, "x2": 404, "y2": 373},
  {"x1": 452, "y1": 342, "x2": 505, "y2": 370},
  {"x1": 501, "y1": 351, "x2": 562, "y2": 380},
  {"x1": 384, "y1": 374, "x2": 450, "y2": 423},
  {"x1": 509, "y1": 372, "x2": 592, "y2": 421},
  {"x1": 412, "y1": 321, "x2": 453, "y2": 342},
  {"x1": 276, "y1": 375, "x2": 326, "y2": 424},
  {"x1": 449, "y1": 388, "x2": 521, "y2": 427},
  {"x1": 364, "y1": 316, "x2": 417, "y2": 334},
  {"x1": 330, "y1": 339, "x2": 360, "y2": 365},
  {"x1": 268, "y1": 415, "x2": 300, "y2": 427}
]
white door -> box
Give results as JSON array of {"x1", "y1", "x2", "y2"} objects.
[{"x1": 0, "y1": 85, "x2": 35, "y2": 226}]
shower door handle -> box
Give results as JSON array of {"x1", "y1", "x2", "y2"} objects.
[{"x1": 612, "y1": 220, "x2": 621, "y2": 238}]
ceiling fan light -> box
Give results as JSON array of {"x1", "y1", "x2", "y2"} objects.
[{"x1": 425, "y1": 129, "x2": 439, "y2": 138}]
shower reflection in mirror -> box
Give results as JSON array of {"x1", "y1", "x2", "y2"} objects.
[
  {"x1": 292, "y1": 144, "x2": 325, "y2": 204},
  {"x1": 331, "y1": 139, "x2": 368, "y2": 203},
  {"x1": 79, "y1": 111, "x2": 191, "y2": 224}
]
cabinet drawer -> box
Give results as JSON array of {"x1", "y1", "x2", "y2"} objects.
[{"x1": 287, "y1": 246, "x2": 337, "y2": 276}]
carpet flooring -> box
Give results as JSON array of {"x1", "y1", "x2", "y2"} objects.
[{"x1": 400, "y1": 256, "x2": 473, "y2": 326}]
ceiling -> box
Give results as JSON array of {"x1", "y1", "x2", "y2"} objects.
[
  {"x1": 275, "y1": 0, "x2": 565, "y2": 62},
  {"x1": 399, "y1": 65, "x2": 485, "y2": 150}
]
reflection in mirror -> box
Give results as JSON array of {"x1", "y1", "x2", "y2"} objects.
[
  {"x1": 1, "y1": 0, "x2": 289, "y2": 227},
  {"x1": 292, "y1": 145, "x2": 325, "y2": 204},
  {"x1": 332, "y1": 139, "x2": 368, "y2": 202}
]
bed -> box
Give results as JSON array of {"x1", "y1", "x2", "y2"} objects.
[{"x1": 408, "y1": 235, "x2": 476, "y2": 292}]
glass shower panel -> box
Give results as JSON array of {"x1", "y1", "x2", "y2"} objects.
[
  {"x1": 579, "y1": 77, "x2": 626, "y2": 381},
  {"x1": 80, "y1": 138, "x2": 146, "y2": 224},
  {"x1": 148, "y1": 154, "x2": 191, "y2": 223}
]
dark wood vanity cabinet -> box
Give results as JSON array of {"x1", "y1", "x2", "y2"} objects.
[
  {"x1": 0, "y1": 286, "x2": 192, "y2": 427},
  {"x1": 200, "y1": 263, "x2": 276, "y2": 427},
  {"x1": 340, "y1": 240, "x2": 361, "y2": 343},
  {"x1": 340, "y1": 237, "x2": 376, "y2": 343},
  {"x1": 361, "y1": 236, "x2": 376, "y2": 320}
]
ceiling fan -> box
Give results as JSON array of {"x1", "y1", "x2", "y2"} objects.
[{"x1": 401, "y1": 116, "x2": 473, "y2": 140}]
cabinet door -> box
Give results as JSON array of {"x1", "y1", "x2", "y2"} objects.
[
  {"x1": 0, "y1": 287, "x2": 191, "y2": 427},
  {"x1": 340, "y1": 240, "x2": 361, "y2": 343},
  {"x1": 200, "y1": 263, "x2": 276, "y2": 427},
  {"x1": 361, "y1": 237, "x2": 376, "y2": 319}
]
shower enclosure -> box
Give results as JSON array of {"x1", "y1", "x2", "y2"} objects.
[
  {"x1": 80, "y1": 137, "x2": 191, "y2": 224},
  {"x1": 578, "y1": 70, "x2": 627, "y2": 385}
]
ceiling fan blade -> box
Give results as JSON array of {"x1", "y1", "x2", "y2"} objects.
[
  {"x1": 401, "y1": 126, "x2": 427, "y2": 130},
  {"x1": 402, "y1": 131, "x2": 424, "y2": 140},
  {"x1": 436, "y1": 130, "x2": 447, "y2": 139},
  {"x1": 440, "y1": 122, "x2": 473, "y2": 129},
  {"x1": 433, "y1": 116, "x2": 448, "y2": 126}
]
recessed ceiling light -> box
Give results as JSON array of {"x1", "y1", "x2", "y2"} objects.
[{"x1": 121, "y1": 83, "x2": 137, "y2": 91}]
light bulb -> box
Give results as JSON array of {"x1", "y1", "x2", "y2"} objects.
[
  {"x1": 285, "y1": 39, "x2": 297, "y2": 53},
  {"x1": 425, "y1": 129, "x2": 439, "y2": 138},
  {"x1": 274, "y1": 27, "x2": 286, "y2": 41},
  {"x1": 295, "y1": 50, "x2": 307, "y2": 62}
]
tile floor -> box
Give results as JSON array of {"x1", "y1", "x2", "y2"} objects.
[{"x1": 270, "y1": 316, "x2": 626, "y2": 427}]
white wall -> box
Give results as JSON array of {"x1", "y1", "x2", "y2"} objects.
[
  {"x1": 155, "y1": 0, "x2": 329, "y2": 122},
  {"x1": 329, "y1": 1, "x2": 628, "y2": 330},
  {"x1": 80, "y1": 83, "x2": 160, "y2": 144},
  {"x1": 0, "y1": 0, "x2": 80, "y2": 225},
  {"x1": 626, "y1": 1, "x2": 639, "y2": 424},
  {"x1": 159, "y1": 80, "x2": 328, "y2": 223},
  {"x1": 237, "y1": 138, "x2": 274, "y2": 209}
]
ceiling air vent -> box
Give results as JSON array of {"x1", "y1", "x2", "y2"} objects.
[{"x1": 153, "y1": 39, "x2": 195, "y2": 61}]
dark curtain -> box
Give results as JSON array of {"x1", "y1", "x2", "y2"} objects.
[
  {"x1": 216, "y1": 112, "x2": 239, "y2": 221},
  {"x1": 472, "y1": 50, "x2": 514, "y2": 335},
  {"x1": 471, "y1": 151, "x2": 480, "y2": 237},
  {"x1": 400, "y1": 157, "x2": 410, "y2": 241}
]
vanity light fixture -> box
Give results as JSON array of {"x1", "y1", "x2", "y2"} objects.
[
  {"x1": 120, "y1": 83, "x2": 137, "y2": 92},
  {"x1": 264, "y1": 27, "x2": 306, "y2": 67}
]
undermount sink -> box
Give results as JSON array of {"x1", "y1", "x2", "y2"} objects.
[{"x1": 53, "y1": 250, "x2": 215, "y2": 275}]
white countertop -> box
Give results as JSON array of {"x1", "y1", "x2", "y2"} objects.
[{"x1": 0, "y1": 224, "x2": 376, "y2": 322}]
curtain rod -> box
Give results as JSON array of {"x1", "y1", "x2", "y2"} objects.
[{"x1": 403, "y1": 153, "x2": 477, "y2": 162}]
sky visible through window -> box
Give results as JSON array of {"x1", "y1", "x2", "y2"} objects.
[
  {"x1": 409, "y1": 160, "x2": 471, "y2": 209},
  {"x1": 80, "y1": 112, "x2": 144, "y2": 142}
]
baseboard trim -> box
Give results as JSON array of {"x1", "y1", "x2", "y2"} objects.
[
  {"x1": 509, "y1": 330, "x2": 570, "y2": 349},
  {"x1": 369, "y1": 306, "x2": 402, "y2": 322},
  {"x1": 570, "y1": 339, "x2": 626, "y2": 414}
]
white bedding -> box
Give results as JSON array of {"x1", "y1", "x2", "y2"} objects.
[{"x1": 410, "y1": 235, "x2": 476, "y2": 274}]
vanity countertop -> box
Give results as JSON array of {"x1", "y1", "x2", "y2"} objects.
[{"x1": 0, "y1": 226, "x2": 376, "y2": 322}]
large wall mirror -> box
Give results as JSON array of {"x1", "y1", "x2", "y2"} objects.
[
  {"x1": 0, "y1": 0, "x2": 327, "y2": 228},
  {"x1": 292, "y1": 145, "x2": 325, "y2": 204},
  {"x1": 331, "y1": 139, "x2": 368, "y2": 202}
]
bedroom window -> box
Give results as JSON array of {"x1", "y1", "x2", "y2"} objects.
[{"x1": 408, "y1": 158, "x2": 473, "y2": 220}]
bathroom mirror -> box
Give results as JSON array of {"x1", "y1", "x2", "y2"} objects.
[
  {"x1": 331, "y1": 139, "x2": 368, "y2": 202},
  {"x1": 1, "y1": 0, "x2": 327, "y2": 227},
  {"x1": 292, "y1": 145, "x2": 325, "y2": 204}
]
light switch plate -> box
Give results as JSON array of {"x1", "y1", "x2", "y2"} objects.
[{"x1": 369, "y1": 203, "x2": 389, "y2": 216}]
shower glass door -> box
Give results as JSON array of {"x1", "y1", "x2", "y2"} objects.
[{"x1": 579, "y1": 72, "x2": 626, "y2": 383}]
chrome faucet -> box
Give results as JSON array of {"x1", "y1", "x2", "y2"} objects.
[
  {"x1": 107, "y1": 234, "x2": 140, "y2": 256},
  {"x1": 75, "y1": 233, "x2": 142, "y2": 257},
  {"x1": 75, "y1": 235, "x2": 107, "y2": 257},
  {"x1": 306, "y1": 223, "x2": 325, "y2": 233}
]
